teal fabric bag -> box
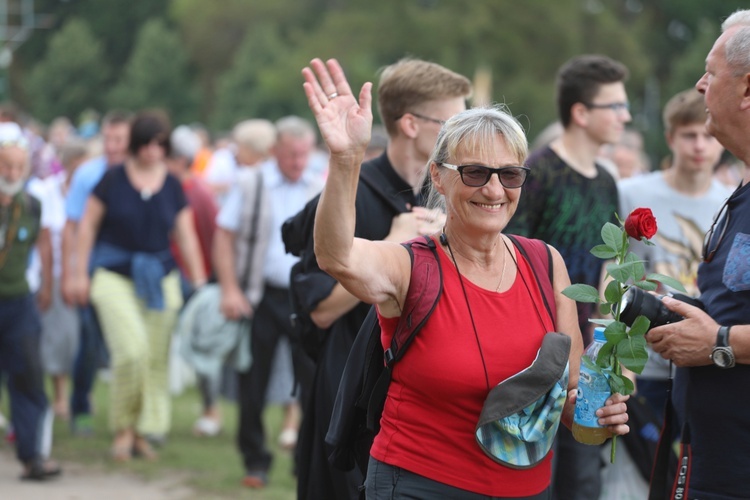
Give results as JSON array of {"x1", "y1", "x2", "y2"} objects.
[{"x1": 475, "y1": 332, "x2": 571, "y2": 469}]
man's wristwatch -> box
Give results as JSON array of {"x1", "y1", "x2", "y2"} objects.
[{"x1": 711, "y1": 325, "x2": 736, "y2": 369}]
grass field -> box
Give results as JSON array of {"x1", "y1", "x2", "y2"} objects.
[{"x1": 43, "y1": 375, "x2": 297, "y2": 499}]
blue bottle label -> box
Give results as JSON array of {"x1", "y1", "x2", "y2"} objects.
[{"x1": 574, "y1": 363, "x2": 610, "y2": 428}]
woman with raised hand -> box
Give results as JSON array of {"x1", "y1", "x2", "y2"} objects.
[{"x1": 303, "y1": 58, "x2": 630, "y2": 499}]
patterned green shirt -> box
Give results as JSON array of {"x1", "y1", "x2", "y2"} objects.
[{"x1": 507, "y1": 146, "x2": 618, "y2": 344}]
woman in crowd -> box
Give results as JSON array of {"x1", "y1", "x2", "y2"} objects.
[
  {"x1": 73, "y1": 110, "x2": 206, "y2": 461},
  {"x1": 302, "y1": 58, "x2": 630, "y2": 498}
]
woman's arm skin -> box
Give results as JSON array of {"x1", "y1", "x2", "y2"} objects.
[
  {"x1": 303, "y1": 58, "x2": 411, "y2": 313},
  {"x1": 73, "y1": 196, "x2": 105, "y2": 306}
]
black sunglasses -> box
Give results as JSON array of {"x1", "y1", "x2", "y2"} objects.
[
  {"x1": 702, "y1": 195, "x2": 732, "y2": 263},
  {"x1": 441, "y1": 163, "x2": 530, "y2": 188}
]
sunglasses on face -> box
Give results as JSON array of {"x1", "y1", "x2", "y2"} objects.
[{"x1": 441, "y1": 163, "x2": 530, "y2": 188}]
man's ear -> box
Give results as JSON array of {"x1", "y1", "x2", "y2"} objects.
[
  {"x1": 740, "y1": 72, "x2": 750, "y2": 111},
  {"x1": 665, "y1": 129, "x2": 674, "y2": 150},
  {"x1": 570, "y1": 102, "x2": 589, "y2": 128},
  {"x1": 397, "y1": 113, "x2": 420, "y2": 139}
]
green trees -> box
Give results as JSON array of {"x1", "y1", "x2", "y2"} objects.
[
  {"x1": 107, "y1": 19, "x2": 198, "y2": 125},
  {"x1": 25, "y1": 18, "x2": 108, "y2": 123},
  {"x1": 11, "y1": 0, "x2": 750, "y2": 144},
  {"x1": 212, "y1": 26, "x2": 290, "y2": 131}
]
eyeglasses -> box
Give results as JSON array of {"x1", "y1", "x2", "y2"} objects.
[
  {"x1": 441, "y1": 163, "x2": 530, "y2": 188},
  {"x1": 702, "y1": 195, "x2": 733, "y2": 263},
  {"x1": 584, "y1": 101, "x2": 630, "y2": 113},
  {"x1": 405, "y1": 112, "x2": 446, "y2": 126}
]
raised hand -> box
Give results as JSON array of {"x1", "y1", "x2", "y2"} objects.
[{"x1": 302, "y1": 58, "x2": 373, "y2": 159}]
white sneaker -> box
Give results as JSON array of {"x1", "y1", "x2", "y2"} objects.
[{"x1": 193, "y1": 417, "x2": 221, "y2": 437}]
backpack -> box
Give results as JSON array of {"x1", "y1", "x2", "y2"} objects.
[
  {"x1": 325, "y1": 233, "x2": 556, "y2": 475},
  {"x1": 282, "y1": 195, "x2": 330, "y2": 361},
  {"x1": 282, "y1": 160, "x2": 417, "y2": 361}
]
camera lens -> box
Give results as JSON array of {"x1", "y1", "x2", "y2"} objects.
[{"x1": 620, "y1": 287, "x2": 684, "y2": 330}]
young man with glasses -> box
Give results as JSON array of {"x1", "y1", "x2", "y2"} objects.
[
  {"x1": 506, "y1": 54, "x2": 630, "y2": 500},
  {"x1": 618, "y1": 88, "x2": 729, "y2": 424},
  {"x1": 646, "y1": 10, "x2": 750, "y2": 499}
]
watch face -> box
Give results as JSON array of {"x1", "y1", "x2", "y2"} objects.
[{"x1": 712, "y1": 347, "x2": 735, "y2": 368}]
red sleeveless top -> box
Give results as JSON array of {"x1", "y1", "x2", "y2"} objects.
[{"x1": 371, "y1": 238, "x2": 555, "y2": 496}]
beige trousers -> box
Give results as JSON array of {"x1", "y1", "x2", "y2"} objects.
[{"x1": 90, "y1": 268, "x2": 182, "y2": 435}]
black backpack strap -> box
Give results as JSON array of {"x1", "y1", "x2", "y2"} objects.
[
  {"x1": 366, "y1": 235, "x2": 442, "y2": 431},
  {"x1": 506, "y1": 234, "x2": 556, "y2": 330}
]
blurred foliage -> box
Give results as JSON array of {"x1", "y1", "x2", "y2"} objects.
[
  {"x1": 25, "y1": 18, "x2": 109, "y2": 123},
  {"x1": 16, "y1": 0, "x2": 169, "y2": 68},
  {"x1": 6, "y1": 0, "x2": 750, "y2": 163},
  {"x1": 107, "y1": 19, "x2": 199, "y2": 125},
  {"x1": 212, "y1": 25, "x2": 303, "y2": 131}
]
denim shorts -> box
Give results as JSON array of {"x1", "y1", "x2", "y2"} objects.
[{"x1": 365, "y1": 456, "x2": 551, "y2": 500}]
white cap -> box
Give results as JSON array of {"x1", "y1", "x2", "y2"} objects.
[
  {"x1": 170, "y1": 125, "x2": 200, "y2": 161},
  {"x1": 0, "y1": 122, "x2": 28, "y2": 149}
]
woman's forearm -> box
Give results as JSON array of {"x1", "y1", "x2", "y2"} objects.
[{"x1": 313, "y1": 153, "x2": 363, "y2": 278}]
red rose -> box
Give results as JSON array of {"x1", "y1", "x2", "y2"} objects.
[{"x1": 624, "y1": 208, "x2": 657, "y2": 240}]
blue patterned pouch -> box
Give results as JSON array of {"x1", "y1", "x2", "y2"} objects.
[
  {"x1": 475, "y1": 332, "x2": 571, "y2": 469},
  {"x1": 722, "y1": 232, "x2": 750, "y2": 292}
]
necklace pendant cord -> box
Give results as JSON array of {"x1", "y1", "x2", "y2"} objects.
[
  {"x1": 495, "y1": 246, "x2": 508, "y2": 293},
  {"x1": 442, "y1": 233, "x2": 502, "y2": 392}
]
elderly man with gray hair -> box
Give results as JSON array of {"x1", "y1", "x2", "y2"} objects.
[
  {"x1": 184, "y1": 119, "x2": 277, "y2": 437},
  {"x1": 645, "y1": 9, "x2": 750, "y2": 499},
  {"x1": 213, "y1": 116, "x2": 323, "y2": 488},
  {"x1": 0, "y1": 122, "x2": 59, "y2": 481}
]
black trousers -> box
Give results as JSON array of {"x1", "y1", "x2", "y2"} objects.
[
  {"x1": 550, "y1": 425, "x2": 602, "y2": 500},
  {"x1": 236, "y1": 285, "x2": 313, "y2": 473},
  {"x1": 0, "y1": 294, "x2": 49, "y2": 463}
]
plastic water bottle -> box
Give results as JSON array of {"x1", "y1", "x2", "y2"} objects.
[{"x1": 572, "y1": 326, "x2": 613, "y2": 445}]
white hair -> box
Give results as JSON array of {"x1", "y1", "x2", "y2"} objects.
[
  {"x1": 275, "y1": 116, "x2": 315, "y2": 141},
  {"x1": 722, "y1": 10, "x2": 750, "y2": 31},
  {"x1": 0, "y1": 122, "x2": 28, "y2": 150},
  {"x1": 722, "y1": 10, "x2": 750, "y2": 74},
  {"x1": 232, "y1": 119, "x2": 277, "y2": 157},
  {"x1": 170, "y1": 125, "x2": 201, "y2": 162}
]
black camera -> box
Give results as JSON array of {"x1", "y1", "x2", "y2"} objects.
[{"x1": 619, "y1": 286, "x2": 704, "y2": 330}]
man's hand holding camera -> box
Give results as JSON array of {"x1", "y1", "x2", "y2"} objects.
[{"x1": 647, "y1": 296, "x2": 719, "y2": 367}]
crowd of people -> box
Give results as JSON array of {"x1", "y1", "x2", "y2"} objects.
[{"x1": 0, "y1": 7, "x2": 749, "y2": 500}]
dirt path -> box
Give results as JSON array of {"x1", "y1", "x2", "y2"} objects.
[{"x1": 0, "y1": 448, "x2": 198, "y2": 500}]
